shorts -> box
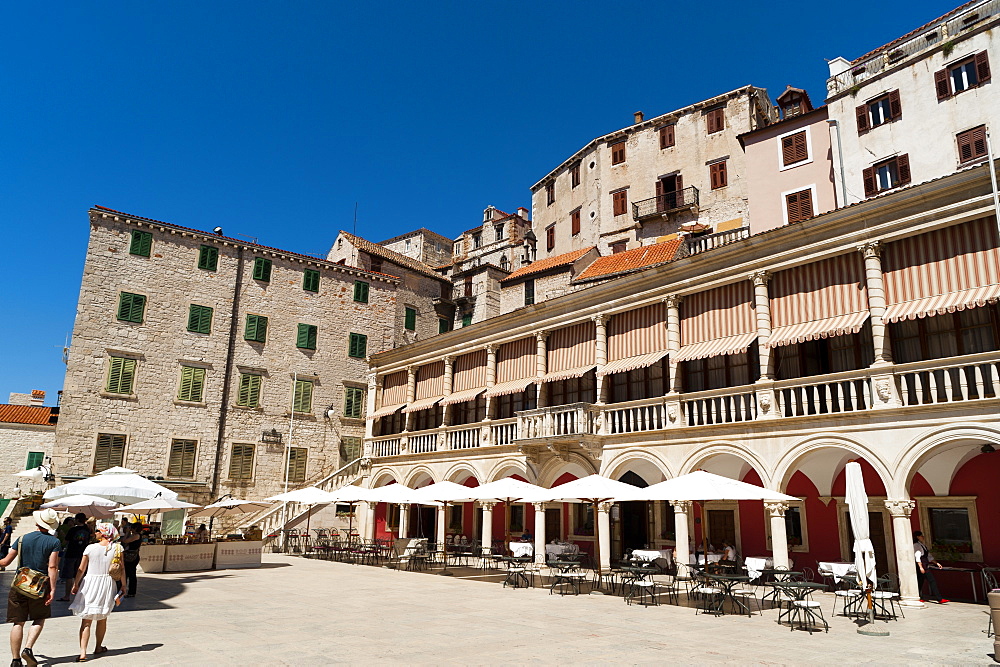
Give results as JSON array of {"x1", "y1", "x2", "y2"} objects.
[
  {"x1": 7, "y1": 585, "x2": 51, "y2": 623},
  {"x1": 59, "y1": 556, "x2": 82, "y2": 580}
]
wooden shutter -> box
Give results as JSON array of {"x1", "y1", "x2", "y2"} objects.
[
  {"x1": 198, "y1": 245, "x2": 218, "y2": 270},
  {"x1": 253, "y1": 258, "x2": 272, "y2": 282},
  {"x1": 303, "y1": 269, "x2": 320, "y2": 293},
  {"x1": 130, "y1": 231, "x2": 152, "y2": 256},
  {"x1": 107, "y1": 356, "x2": 136, "y2": 394},
  {"x1": 781, "y1": 132, "x2": 807, "y2": 165},
  {"x1": 94, "y1": 433, "x2": 125, "y2": 473},
  {"x1": 958, "y1": 128, "x2": 976, "y2": 162},
  {"x1": 293, "y1": 380, "x2": 313, "y2": 413},
  {"x1": 228, "y1": 444, "x2": 254, "y2": 480},
  {"x1": 349, "y1": 332, "x2": 367, "y2": 358},
  {"x1": 888, "y1": 90, "x2": 902, "y2": 120},
  {"x1": 168, "y1": 439, "x2": 197, "y2": 478},
  {"x1": 674, "y1": 174, "x2": 684, "y2": 205},
  {"x1": 613, "y1": 191, "x2": 627, "y2": 216},
  {"x1": 710, "y1": 162, "x2": 727, "y2": 189},
  {"x1": 354, "y1": 281, "x2": 369, "y2": 303},
  {"x1": 935, "y1": 69, "x2": 951, "y2": 100},
  {"x1": 786, "y1": 191, "x2": 800, "y2": 223},
  {"x1": 786, "y1": 189, "x2": 813, "y2": 224},
  {"x1": 245, "y1": 314, "x2": 267, "y2": 342},
  {"x1": 896, "y1": 153, "x2": 911, "y2": 186},
  {"x1": 297, "y1": 323, "x2": 317, "y2": 349},
  {"x1": 237, "y1": 373, "x2": 261, "y2": 407},
  {"x1": 971, "y1": 125, "x2": 988, "y2": 160},
  {"x1": 659, "y1": 125, "x2": 675, "y2": 149},
  {"x1": 288, "y1": 447, "x2": 307, "y2": 483},
  {"x1": 855, "y1": 104, "x2": 869, "y2": 134},
  {"x1": 611, "y1": 141, "x2": 626, "y2": 164},
  {"x1": 862, "y1": 167, "x2": 877, "y2": 197},
  {"x1": 976, "y1": 51, "x2": 991, "y2": 85},
  {"x1": 571, "y1": 210, "x2": 580, "y2": 236},
  {"x1": 188, "y1": 304, "x2": 212, "y2": 333},
  {"x1": 344, "y1": 387, "x2": 363, "y2": 418},
  {"x1": 178, "y1": 366, "x2": 205, "y2": 402},
  {"x1": 405, "y1": 307, "x2": 416, "y2": 331},
  {"x1": 546, "y1": 226, "x2": 555, "y2": 250},
  {"x1": 118, "y1": 292, "x2": 145, "y2": 323}
]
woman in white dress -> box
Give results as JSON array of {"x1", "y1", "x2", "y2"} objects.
[{"x1": 69, "y1": 523, "x2": 125, "y2": 662}]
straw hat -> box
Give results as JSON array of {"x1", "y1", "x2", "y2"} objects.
[{"x1": 33, "y1": 508, "x2": 60, "y2": 533}]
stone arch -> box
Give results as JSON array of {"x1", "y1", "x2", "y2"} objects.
[
  {"x1": 485, "y1": 457, "x2": 535, "y2": 483},
  {"x1": 772, "y1": 433, "x2": 894, "y2": 497},
  {"x1": 403, "y1": 465, "x2": 437, "y2": 488},
  {"x1": 894, "y1": 423, "x2": 1000, "y2": 497},
  {"x1": 602, "y1": 449, "x2": 673, "y2": 484},
  {"x1": 680, "y1": 442, "x2": 771, "y2": 487},
  {"x1": 369, "y1": 468, "x2": 400, "y2": 488},
  {"x1": 442, "y1": 462, "x2": 483, "y2": 486},
  {"x1": 535, "y1": 452, "x2": 598, "y2": 488}
]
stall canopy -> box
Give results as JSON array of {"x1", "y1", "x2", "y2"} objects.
[
  {"x1": 543, "y1": 321, "x2": 595, "y2": 382},
  {"x1": 600, "y1": 303, "x2": 669, "y2": 376},
  {"x1": 675, "y1": 282, "x2": 757, "y2": 362},
  {"x1": 371, "y1": 370, "x2": 408, "y2": 419},
  {"x1": 486, "y1": 337, "x2": 536, "y2": 397},
  {"x1": 44, "y1": 467, "x2": 179, "y2": 505}
]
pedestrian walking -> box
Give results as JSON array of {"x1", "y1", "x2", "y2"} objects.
[
  {"x1": 0, "y1": 518, "x2": 13, "y2": 570},
  {"x1": 0, "y1": 509, "x2": 61, "y2": 667},
  {"x1": 58, "y1": 515, "x2": 92, "y2": 602},
  {"x1": 69, "y1": 523, "x2": 125, "y2": 662},
  {"x1": 120, "y1": 521, "x2": 142, "y2": 598},
  {"x1": 913, "y1": 530, "x2": 949, "y2": 604}
]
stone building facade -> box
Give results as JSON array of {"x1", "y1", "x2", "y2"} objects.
[{"x1": 0, "y1": 404, "x2": 57, "y2": 501}]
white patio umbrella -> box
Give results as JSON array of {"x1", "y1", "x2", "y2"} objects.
[
  {"x1": 40, "y1": 494, "x2": 120, "y2": 519},
  {"x1": 462, "y1": 477, "x2": 549, "y2": 552},
  {"x1": 44, "y1": 467, "x2": 178, "y2": 505},
  {"x1": 845, "y1": 461, "x2": 886, "y2": 636},
  {"x1": 189, "y1": 498, "x2": 274, "y2": 518},
  {"x1": 407, "y1": 481, "x2": 478, "y2": 575},
  {"x1": 117, "y1": 496, "x2": 200, "y2": 513},
  {"x1": 265, "y1": 487, "x2": 337, "y2": 545}
]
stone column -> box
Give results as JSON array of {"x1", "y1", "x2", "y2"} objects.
[
  {"x1": 597, "y1": 502, "x2": 612, "y2": 573},
  {"x1": 859, "y1": 242, "x2": 891, "y2": 365},
  {"x1": 750, "y1": 271, "x2": 778, "y2": 419},
  {"x1": 885, "y1": 499, "x2": 923, "y2": 606},
  {"x1": 765, "y1": 501, "x2": 790, "y2": 569},
  {"x1": 535, "y1": 330, "x2": 548, "y2": 408},
  {"x1": 671, "y1": 501, "x2": 692, "y2": 570},
  {"x1": 485, "y1": 344, "x2": 497, "y2": 420},
  {"x1": 365, "y1": 500, "x2": 378, "y2": 540},
  {"x1": 404, "y1": 367, "x2": 417, "y2": 432},
  {"x1": 398, "y1": 503, "x2": 410, "y2": 539},
  {"x1": 664, "y1": 294, "x2": 682, "y2": 392},
  {"x1": 436, "y1": 505, "x2": 447, "y2": 550},
  {"x1": 441, "y1": 356, "x2": 454, "y2": 427},
  {"x1": 594, "y1": 314, "x2": 608, "y2": 404},
  {"x1": 533, "y1": 502, "x2": 546, "y2": 564},
  {"x1": 480, "y1": 501, "x2": 495, "y2": 555},
  {"x1": 365, "y1": 373, "x2": 380, "y2": 440}
]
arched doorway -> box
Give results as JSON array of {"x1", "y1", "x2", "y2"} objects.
[
  {"x1": 407, "y1": 472, "x2": 435, "y2": 539},
  {"x1": 617, "y1": 470, "x2": 650, "y2": 557}
]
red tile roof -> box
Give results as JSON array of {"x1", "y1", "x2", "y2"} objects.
[
  {"x1": 575, "y1": 239, "x2": 683, "y2": 282},
  {"x1": 500, "y1": 247, "x2": 596, "y2": 283},
  {"x1": 339, "y1": 231, "x2": 450, "y2": 282},
  {"x1": 850, "y1": 1, "x2": 978, "y2": 64},
  {"x1": 0, "y1": 405, "x2": 58, "y2": 426}
]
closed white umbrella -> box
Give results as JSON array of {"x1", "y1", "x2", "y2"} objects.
[
  {"x1": 364, "y1": 484, "x2": 440, "y2": 506},
  {"x1": 40, "y1": 494, "x2": 120, "y2": 519},
  {"x1": 44, "y1": 468, "x2": 178, "y2": 505},
  {"x1": 845, "y1": 461, "x2": 887, "y2": 636}
]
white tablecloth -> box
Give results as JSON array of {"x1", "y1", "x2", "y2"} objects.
[
  {"x1": 743, "y1": 556, "x2": 773, "y2": 581},
  {"x1": 545, "y1": 543, "x2": 579, "y2": 559},
  {"x1": 509, "y1": 542, "x2": 533, "y2": 557},
  {"x1": 631, "y1": 549, "x2": 673, "y2": 566},
  {"x1": 691, "y1": 553, "x2": 723, "y2": 565},
  {"x1": 818, "y1": 561, "x2": 857, "y2": 583}
]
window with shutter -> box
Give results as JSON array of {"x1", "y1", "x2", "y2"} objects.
[
  {"x1": 228, "y1": 443, "x2": 255, "y2": 480},
  {"x1": 117, "y1": 292, "x2": 146, "y2": 323},
  {"x1": 438, "y1": 318, "x2": 451, "y2": 334},
  {"x1": 287, "y1": 447, "x2": 308, "y2": 484},
  {"x1": 93, "y1": 433, "x2": 126, "y2": 473},
  {"x1": 785, "y1": 189, "x2": 814, "y2": 224},
  {"x1": 340, "y1": 437, "x2": 362, "y2": 464},
  {"x1": 187, "y1": 304, "x2": 213, "y2": 334},
  {"x1": 781, "y1": 131, "x2": 809, "y2": 166},
  {"x1": 353, "y1": 281, "x2": 370, "y2": 303},
  {"x1": 25, "y1": 452, "x2": 44, "y2": 470},
  {"x1": 245, "y1": 314, "x2": 268, "y2": 343},
  {"x1": 546, "y1": 225, "x2": 555, "y2": 251},
  {"x1": 868, "y1": 154, "x2": 911, "y2": 195},
  {"x1": 855, "y1": 104, "x2": 870, "y2": 134},
  {"x1": 571, "y1": 209, "x2": 581, "y2": 236},
  {"x1": 611, "y1": 140, "x2": 626, "y2": 165},
  {"x1": 404, "y1": 307, "x2": 417, "y2": 331},
  {"x1": 524, "y1": 279, "x2": 535, "y2": 306},
  {"x1": 303, "y1": 269, "x2": 320, "y2": 293},
  {"x1": 659, "y1": 124, "x2": 675, "y2": 149},
  {"x1": 957, "y1": 125, "x2": 988, "y2": 163},
  {"x1": 940, "y1": 52, "x2": 991, "y2": 99},
  {"x1": 167, "y1": 439, "x2": 197, "y2": 478},
  {"x1": 252, "y1": 257, "x2": 272, "y2": 282},
  {"x1": 236, "y1": 373, "x2": 262, "y2": 408},
  {"x1": 612, "y1": 190, "x2": 628, "y2": 216},
  {"x1": 348, "y1": 332, "x2": 367, "y2": 358},
  {"x1": 293, "y1": 379, "x2": 313, "y2": 413},
  {"x1": 570, "y1": 163, "x2": 581, "y2": 187},
  {"x1": 129, "y1": 230, "x2": 152, "y2": 257},
  {"x1": 296, "y1": 323, "x2": 318, "y2": 350},
  {"x1": 106, "y1": 356, "x2": 137, "y2": 395},
  {"x1": 546, "y1": 182, "x2": 555, "y2": 205},
  {"x1": 707, "y1": 108, "x2": 725, "y2": 134},
  {"x1": 344, "y1": 386, "x2": 364, "y2": 419},
  {"x1": 462, "y1": 312, "x2": 473, "y2": 327},
  {"x1": 710, "y1": 161, "x2": 728, "y2": 189},
  {"x1": 198, "y1": 245, "x2": 219, "y2": 271},
  {"x1": 177, "y1": 365, "x2": 206, "y2": 402}
]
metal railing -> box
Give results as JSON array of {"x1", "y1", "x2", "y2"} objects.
[{"x1": 632, "y1": 186, "x2": 699, "y2": 221}]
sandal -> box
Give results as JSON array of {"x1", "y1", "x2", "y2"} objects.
[
  {"x1": 75, "y1": 657, "x2": 87, "y2": 662},
  {"x1": 94, "y1": 647, "x2": 108, "y2": 655}
]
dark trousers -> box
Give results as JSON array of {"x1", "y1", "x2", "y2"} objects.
[
  {"x1": 917, "y1": 565, "x2": 942, "y2": 601},
  {"x1": 124, "y1": 555, "x2": 139, "y2": 596}
]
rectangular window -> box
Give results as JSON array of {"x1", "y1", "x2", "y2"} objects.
[
  {"x1": 706, "y1": 108, "x2": 725, "y2": 134},
  {"x1": 340, "y1": 436, "x2": 362, "y2": 464},
  {"x1": 573, "y1": 503, "x2": 594, "y2": 535},
  {"x1": 236, "y1": 373, "x2": 262, "y2": 408},
  {"x1": 957, "y1": 125, "x2": 988, "y2": 163},
  {"x1": 546, "y1": 225, "x2": 555, "y2": 251},
  {"x1": 710, "y1": 161, "x2": 728, "y2": 189},
  {"x1": 524, "y1": 279, "x2": 535, "y2": 306},
  {"x1": 863, "y1": 154, "x2": 910, "y2": 196},
  {"x1": 571, "y1": 209, "x2": 581, "y2": 236},
  {"x1": 612, "y1": 190, "x2": 628, "y2": 216},
  {"x1": 348, "y1": 332, "x2": 367, "y2": 358},
  {"x1": 781, "y1": 131, "x2": 808, "y2": 166},
  {"x1": 167, "y1": 439, "x2": 197, "y2": 478},
  {"x1": 928, "y1": 507, "x2": 972, "y2": 546},
  {"x1": 302, "y1": 269, "x2": 320, "y2": 293},
  {"x1": 198, "y1": 245, "x2": 219, "y2": 271},
  {"x1": 611, "y1": 241, "x2": 627, "y2": 254},
  {"x1": 438, "y1": 317, "x2": 452, "y2": 334},
  {"x1": 856, "y1": 90, "x2": 901, "y2": 133},
  {"x1": 287, "y1": 447, "x2": 308, "y2": 484},
  {"x1": 494, "y1": 224, "x2": 504, "y2": 241},
  {"x1": 129, "y1": 230, "x2": 152, "y2": 257},
  {"x1": 936, "y1": 51, "x2": 991, "y2": 99},
  {"x1": 610, "y1": 140, "x2": 626, "y2": 165},
  {"x1": 244, "y1": 314, "x2": 268, "y2": 343},
  {"x1": 296, "y1": 323, "x2": 318, "y2": 350},
  {"x1": 187, "y1": 304, "x2": 213, "y2": 334},
  {"x1": 472, "y1": 233, "x2": 482, "y2": 248},
  {"x1": 461, "y1": 312, "x2": 473, "y2": 327},
  {"x1": 25, "y1": 452, "x2": 44, "y2": 470},
  {"x1": 570, "y1": 163, "x2": 581, "y2": 187},
  {"x1": 117, "y1": 292, "x2": 146, "y2": 323},
  {"x1": 252, "y1": 257, "x2": 272, "y2": 282},
  {"x1": 546, "y1": 182, "x2": 555, "y2": 205},
  {"x1": 404, "y1": 307, "x2": 417, "y2": 331},
  {"x1": 890, "y1": 307, "x2": 999, "y2": 364},
  {"x1": 228, "y1": 443, "x2": 255, "y2": 480},
  {"x1": 659, "y1": 124, "x2": 675, "y2": 149},
  {"x1": 177, "y1": 365, "x2": 206, "y2": 402},
  {"x1": 785, "y1": 189, "x2": 814, "y2": 224},
  {"x1": 344, "y1": 386, "x2": 365, "y2": 419},
  {"x1": 353, "y1": 281, "x2": 370, "y2": 303},
  {"x1": 369, "y1": 257, "x2": 383, "y2": 274},
  {"x1": 106, "y1": 356, "x2": 137, "y2": 395},
  {"x1": 293, "y1": 379, "x2": 314, "y2": 413},
  {"x1": 93, "y1": 433, "x2": 125, "y2": 473}
]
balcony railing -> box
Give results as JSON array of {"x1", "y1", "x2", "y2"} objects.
[
  {"x1": 679, "y1": 227, "x2": 750, "y2": 257},
  {"x1": 632, "y1": 186, "x2": 699, "y2": 221},
  {"x1": 895, "y1": 352, "x2": 1000, "y2": 406}
]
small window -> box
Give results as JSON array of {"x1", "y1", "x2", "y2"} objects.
[
  {"x1": 340, "y1": 436, "x2": 362, "y2": 464},
  {"x1": 93, "y1": 433, "x2": 125, "y2": 473},
  {"x1": 198, "y1": 245, "x2": 219, "y2": 271},
  {"x1": 571, "y1": 209, "x2": 581, "y2": 236},
  {"x1": 348, "y1": 332, "x2": 367, "y2": 358},
  {"x1": 129, "y1": 230, "x2": 152, "y2": 257},
  {"x1": 187, "y1": 304, "x2": 213, "y2": 334},
  {"x1": 856, "y1": 91, "x2": 901, "y2": 133},
  {"x1": 167, "y1": 439, "x2": 197, "y2": 478},
  {"x1": 570, "y1": 163, "x2": 581, "y2": 187},
  {"x1": 287, "y1": 447, "x2": 308, "y2": 484},
  {"x1": 610, "y1": 140, "x2": 626, "y2": 165},
  {"x1": 612, "y1": 190, "x2": 628, "y2": 216},
  {"x1": 106, "y1": 356, "x2": 137, "y2": 395},
  {"x1": 494, "y1": 224, "x2": 504, "y2": 241},
  {"x1": 546, "y1": 182, "x2": 555, "y2": 205},
  {"x1": 177, "y1": 365, "x2": 206, "y2": 402},
  {"x1": 293, "y1": 379, "x2": 313, "y2": 413},
  {"x1": 781, "y1": 131, "x2": 809, "y2": 166},
  {"x1": 659, "y1": 124, "x2": 675, "y2": 149},
  {"x1": 462, "y1": 312, "x2": 473, "y2": 327},
  {"x1": 439, "y1": 317, "x2": 452, "y2": 334},
  {"x1": 524, "y1": 279, "x2": 535, "y2": 306},
  {"x1": 404, "y1": 307, "x2": 417, "y2": 331},
  {"x1": 296, "y1": 323, "x2": 318, "y2": 350},
  {"x1": 472, "y1": 233, "x2": 482, "y2": 248},
  {"x1": 353, "y1": 281, "x2": 370, "y2": 303},
  {"x1": 302, "y1": 269, "x2": 320, "y2": 293},
  {"x1": 252, "y1": 257, "x2": 272, "y2": 282},
  {"x1": 936, "y1": 51, "x2": 991, "y2": 99},
  {"x1": 706, "y1": 108, "x2": 725, "y2": 134},
  {"x1": 236, "y1": 373, "x2": 262, "y2": 408},
  {"x1": 344, "y1": 386, "x2": 365, "y2": 419},
  {"x1": 863, "y1": 154, "x2": 911, "y2": 196},
  {"x1": 369, "y1": 257, "x2": 383, "y2": 274},
  {"x1": 611, "y1": 241, "x2": 627, "y2": 254},
  {"x1": 117, "y1": 292, "x2": 146, "y2": 324},
  {"x1": 228, "y1": 443, "x2": 255, "y2": 480},
  {"x1": 244, "y1": 314, "x2": 268, "y2": 343},
  {"x1": 709, "y1": 161, "x2": 728, "y2": 189},
  {"x1": 25, "y1": 452, "x2": 44, "y2": 469},
  {"x1": 546, "y1": 225, "x2": 555, "y2": 251},
  {"x1": 785, "y1": 189, "x2": 814, "y2": 224},
  {"x1": 957, "y1": 125, "x2": 988, "y2": 163}
]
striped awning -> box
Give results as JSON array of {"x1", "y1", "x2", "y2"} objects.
[
  {"x1": 368, "y1": 403, "x2": 405, "y2": 420},
  {"x1": 883, "y1": 284, "x2": 1000, "y2": 323},
  {"x1": 674, "y1": 332, "x2": 758, "y2": 362},
  {"x1": 597, "y1": 350, "x2": 668, "y2": 377},
  {"x1": 439, "y1": 387, "x2": 486, "y2": 406},
  {"x1": 484, "y1": 376, "x2": 537, "y2": 398},
  {"x1": 401, "y1": 396, "x2": 442, "y2": 413},
  {"x1": 541, "y1": 364, "x2": 597, "y2": 383},
  {"x1": 766, "y1": 312, "x2": 869, "y2": 348}
]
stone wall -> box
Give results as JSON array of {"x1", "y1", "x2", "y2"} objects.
[{"x1": 0, "y1": 424, "x2": 54, "y2": 499}]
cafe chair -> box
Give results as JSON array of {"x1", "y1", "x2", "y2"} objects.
[
  {"x1": 871, "y1": 573, "x2": 904, "y2": 620},
  {"x1": 831, "y1": 574, "x2": 865, "y2": 618},
  {"x1": 692, "y1": 572, "x2": 724, "y2": 615},
  {"x1": 731, "y1": 580, "x2": 762, "y2": 616},
  {"x1": 789, "y1": 594, "x2": 829, "y2": 634},
  {"x1": 503, "y1": 557, "x2": 532, "y2": 589}
]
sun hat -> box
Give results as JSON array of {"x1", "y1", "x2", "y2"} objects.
[{"x1": 33, "y1": 508, "x2": 60, "y2": 533}]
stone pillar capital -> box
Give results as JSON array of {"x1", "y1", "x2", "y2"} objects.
[
  {"x1": 443, "y1": 355, "x2": 455, "y2": 365},
  {"x1": 858, "y1": 240, "x2": 883, "y2": 259},
  {"x1": 670, "y1": 500, "x2": 692, "y2": 513},
  {"x1": 480, "y1": 501, "x2": 496, "y2": 510},
  {"x1": 531, "y1": 501, "x2": 545, "y2": 511},
  {"x1": 592, "y1": 313, "x2": 607, "y2": 327},
  {"x1": 749, "y1": 270, "x2": 771, "y2": 286},
  {"x1": 369, "y1": 372, "x2": 381, "y2": 388},
  {"x1": 598, "y1": 501, "x2": 613, "y2": 513},
  {"x1": 764, "y1": 501, "x2": 789, "y2": 517},
  {"x1": 485, "y1": 343, "x2": 497, "y2": 355},
  {"x1": 406, "y1": 366, "x2": 417, "y2": 378},
  {"x1": 884, "y1": 499, "x2": 915, "y2": 519},
  {"x1": 534, "y1": 330, "x2": 549, "y2": 342},
  {"x1": 663, "y1": 294, "x2": 683, "y2": 308}
]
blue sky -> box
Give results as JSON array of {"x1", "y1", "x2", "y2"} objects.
[{"x1": 1, "y1": 1, "x2": 957, "y2": 404}]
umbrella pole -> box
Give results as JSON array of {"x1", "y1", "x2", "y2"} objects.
[
  {"x1": 305, "y1": 504, "x2": 312, "y2": 554},
  {"x1": 348, "y1": 503, "x2": 354, "y2": 543},
  {"x1": 700, "y1": 500, "x2": 709, "y2": 570},
  {"x1": 439, "y1": 502, "x2": 453, "y2": 576},
  {"x1": 593, "y1": 500, "x2": 602, "y2": 579},
  {"x1": 857, "y1": 584, "x2": 890, "y2": 636}
]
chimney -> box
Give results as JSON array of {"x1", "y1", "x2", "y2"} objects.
[
  {"x1": 30, "y1": 390, "x2": 45, "y2": 406},
  {"x1": 634, "y1": 111, "x2": 644, "y2": 124},
  {"x1": 517, "y1": 207, "x2": 530, "y2": 221}
]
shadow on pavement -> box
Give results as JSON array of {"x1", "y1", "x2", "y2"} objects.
[{"x1": 42, "y1": 642, "x2": 164, "y2": 664}]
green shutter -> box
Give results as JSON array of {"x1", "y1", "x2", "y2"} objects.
[
  {"x1": 229, "y1": 443, "x2": 255, "y2": 480},
  {"x1": 106, "y1": 357, "x2": 136, "y2": 394},
  {"x1": 353, "y1": 281, "x2": 370, "y2": 303},
  {"x1": 25, "y1": 452, "x2": 45, "y2": 469},
  {"x1": 405, "y1": 307, "x2": 416, "y2": 331},
  {"x1": 462, "y1": 313, "x2": 473, "y2": 327},
  {"x1": 348, "y1": 333, "x2": 367, "y2": 358},
  {"x1": 293, "y1": 379, "x2": 313, "y2": 413},
  {"x1": 178, "y1": 366, "x2": 205, "y2": 402},
  {"x1": 340, "y1": 437, "x2": 361, "y2": 463},
  {"x1": 94, "y1": 433, "x2": 126, "y2": 473},
  {"x1": 117, "y1": 292, "x2": 146, "y2": 323},
  {"x1": 129, "y1": 230, "x2": 152, "y2": 257},
  {"x1": 198, "y1": 245, "x2": 219, "y2": 271},
  {"x1": 187, "y1": 304, "x2": 213, "y2": 334},
  {"x1": 253, "y1": 257, "x2": 272, "y2": 282},
  {"x1": 245, "y1": 314, "x2": 268, "y2": 342},
  {"x1": 287, "y1": 447, "x2": 307, "y2": 483},
  {"x1": 168, "y1": 439, "x2": 197, "y2": 478},
  {"x1": 439, "y1": 318, "x2": 451, "y2": 334},
  {"x1": 237, "y1": 373, "x2": 261, "y2": 408},
  {"x1": 303, "y1": 269, "x2": 320, "y2": 293},
  {"x1": 296, "y1": 324, "x2": 317, "y2": 350},
  {"x1": 344, "y1": 387, "x2": 364, "y2": 419}
]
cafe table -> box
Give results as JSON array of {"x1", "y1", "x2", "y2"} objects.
[
  {"x1": 768, "y1": 581, "x2": 829, "y2": 633},
  {"x1": 702, "y1": 573, "x2": 755, "y2": 616},
  {"x1": 502, "y1": 556, "x2": 533, "y2": 589},
  {"x1": 549, "y1": 560, "x2": 586, "y2": 596}
]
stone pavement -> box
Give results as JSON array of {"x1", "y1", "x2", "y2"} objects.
[{"x1": 2, "y1": 555, "x2": 993, "y2": 665}]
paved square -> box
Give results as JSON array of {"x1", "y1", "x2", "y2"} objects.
[{"x1": 5, "y1": 555, "x2": 993, "y2": 665}]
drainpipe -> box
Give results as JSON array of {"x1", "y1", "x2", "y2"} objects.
[
  {"x1": 210, "y1": 245, "x2": 245, "y2": 498},
  {"x1": 987, "y1": 129, "x2": 1000, "y2": 238},
  {"x1": 827, "y1": 120, "x2": 848, "y2": 208}
]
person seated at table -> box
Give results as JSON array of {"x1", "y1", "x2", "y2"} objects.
[
  {"x1": 520, "y1": 530, "x2": 533, "y2": 542},
  {"x1": 722, "y1": 542, "x2": 737, "y2": 562}
]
